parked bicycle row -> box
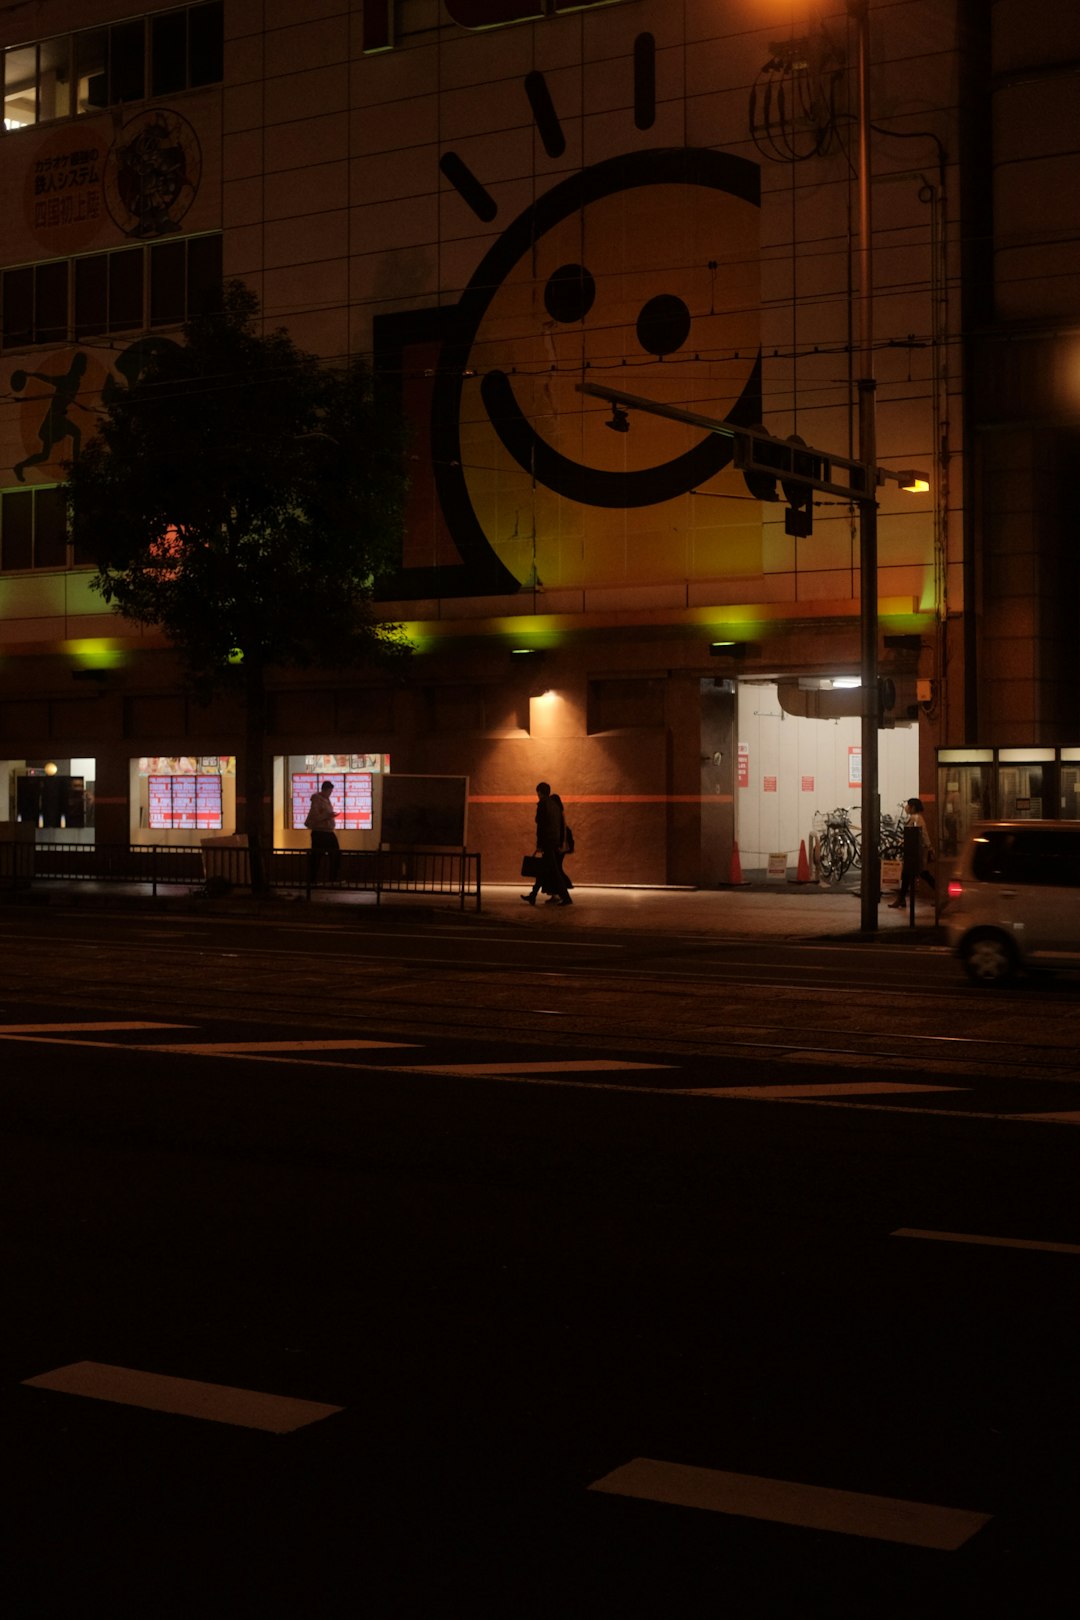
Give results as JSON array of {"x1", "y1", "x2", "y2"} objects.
[{"x1": 809, "y1": 804, "x2": 912, "y2": 880}]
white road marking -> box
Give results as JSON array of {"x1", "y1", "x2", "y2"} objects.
[
  {"x1": 4, "y1": 1028, "x2": 1077, "y2": 1130},
  {"x1": 23, "y1": 1361, "x2": 342, "y2": 1434},
  {"x1": 893, "y1": 1227, "x2": 1080, "y2": 1256},
  {"x1": 0, "y1": 1021, "x2": 194, "y2": 1034},
  {"x1": 686, "y1": 1081, "x2": 966, "y2": 1098},
  {"x1": 150, "y1": 1038, "x2": 418, "y2": 1054},
  {"x1": 588, "y1": 1458, "x2": 991, "y2": 1551},
  {"x1": 401, "y1": 1059, "x2": 676, "y2": 1075}
]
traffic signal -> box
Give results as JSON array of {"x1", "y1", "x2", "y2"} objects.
[
  {"x1": 738, "y1": 431, "x2": 817, "y2": 536},
  {"x1": 780, "y1": 435, "x2": 817, "y2": 537},
  {"x1": 738, "y1": 429, "x2": 785, "y2": 502}
]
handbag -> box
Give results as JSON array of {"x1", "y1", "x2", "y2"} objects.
[{"x1": 521, "y1": 854, "x2": 544, "y2": 878}]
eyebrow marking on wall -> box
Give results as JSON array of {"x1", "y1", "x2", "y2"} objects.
[
  {"x1": 634, "y1": 33, "x2": 656, "y2": 131},
  {"x1": 439, "y1": 151, "x2": 499, "y2": 221},
  {"x1": 524, "y1": 69, "x2": 566, "y2": 158}
]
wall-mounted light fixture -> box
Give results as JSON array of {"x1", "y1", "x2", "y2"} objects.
[
  {"x1": 44, "y1": 761, "x2": 59, "y2": 776},
  {"x1": 709, "y1": 641, "x2": 747, "y2": 657},
  {"x1": 898, "y1": 472, "x2": 930, "y2": 492}
]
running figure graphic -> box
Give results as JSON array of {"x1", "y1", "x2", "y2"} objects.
[{"x1": 12, "y1": 352, "x2": 91, "y2": 481}]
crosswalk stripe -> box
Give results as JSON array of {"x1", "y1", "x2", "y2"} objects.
[
  {"x1": 588, "y1": 1458, "x2": 991, "y2": 1551},
  {"x1": 23, "y1": 1362, "x2": 342, "y2": 1434},
  {"x1": 686, "y1": 1081, "x2": 966, "y2": 1099},
  {"x1": 1015, "y1": 1109, "x2": 1080, "y2": 1125},
  {"x1": 403, "y1": 1059, "x2": 675, "y2": 1075},
  {"x1": 150, "y1": 1039, "x2": 418, "y2": 1054},
  {"x1": 0, "y1": 1022, "x2": 193, "y2": 1034},
  {"x1": 893, "y1": 1227, "x2": 1080, "y2": 1255}
]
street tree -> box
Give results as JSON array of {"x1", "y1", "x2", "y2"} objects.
[{"x1": 66, "y1": 281, "x2": 410, "y2": 891}]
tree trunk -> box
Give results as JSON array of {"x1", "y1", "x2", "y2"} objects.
[{"x1": 243, "y1": 656, "x2": 268, "y2": 893}]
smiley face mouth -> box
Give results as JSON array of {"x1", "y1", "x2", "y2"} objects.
[{"x1": 481, "y1": 368, "x2": 749, "y2": 507}]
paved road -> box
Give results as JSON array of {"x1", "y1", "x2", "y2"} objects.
[{"x1": 3, "y1": 908, "x2": 1079, "y2": 1617}]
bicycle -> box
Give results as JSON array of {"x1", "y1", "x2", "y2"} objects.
[
  {"x1": 878, "y1": 804, "x2": 910, "y2": 861},
  {"x1": 814, "y1": 806, "x2": 861, "y2": 881}
]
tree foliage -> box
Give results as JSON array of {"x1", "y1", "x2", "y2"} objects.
[
  {"x1": 67, "y1": 281, "x2": 409, "y2": 685},
  {"x1": 65, "y1": 281, "x2": 411, "y2": 888}
]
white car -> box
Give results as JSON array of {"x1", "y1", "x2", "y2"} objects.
[{"x1": 943, "y1": 820, "x2": 1080, "y2": 984}]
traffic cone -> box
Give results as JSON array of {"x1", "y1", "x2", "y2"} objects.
[
  {"x1": 729, "y1": 841, "x2": 748, "y2": 885},
  {"x1": 794, "y1": 839, "x2": 811, "y2": 883}
]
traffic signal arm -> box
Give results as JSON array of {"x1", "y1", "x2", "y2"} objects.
[{"x1": 575, "y1": 381, "x2": 879, "y2": 503}]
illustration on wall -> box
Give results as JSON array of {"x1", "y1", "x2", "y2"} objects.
[
  {"x1": 6, "y1": 336, "x2": 179, "y2": 486},
  {"x1": 375, "y1": 35, "x2": 762, "y2": 599},
  {"x1": 22, "y1": 108, "x2": 203, "y2": 254},
  {"x1": 104, "y1": 109, "x2": 202, "y2": 238}
]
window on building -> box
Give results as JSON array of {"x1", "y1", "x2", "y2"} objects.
[
  {"x1": 34, "y1": 261, "x2": 68, "y2": 345},
  {"x1": 153, "y1": 3, "x2": 224, "y2": 96},
  {"x1": 0, "y1": 485, "x2": 69, "y2": 572},
  {"x1": 3, "y1": 5, "x2": 224, "y2": 131},
  {"x1": 108, "y1": 248, "x2": 145, "y2": 333},
  {"x1": 150, "y1": 11, "x2": 187, "y2": 97},
  {"x1": 1, "y1": 262, "x2": 69, "y2": 347},
  {"x1": 4, "y1": 235, "x2": 221, "y2": 348},
  {"x1": 4, "y1": 38, "x2": 73, "y2": 129},
  {"x1": 149, "y1": 233, "x2": 222, "y2": 326},
  {"x1": 2, "y1": 266, "x2": 33, "y2": 347},
  {"x1": 150, "y1": 241, "x2": 185, "y2": 327}
]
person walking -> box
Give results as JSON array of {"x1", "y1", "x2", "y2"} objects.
[
  {"x1": 521, "y1": 781, "x2": 572, "y2": 906},
  {"x1": 305, "y1": 779, "x2": 340, "y2": 885},
  {"x1": 889, "y1": 796, "x2": 934, "y2": 908}
]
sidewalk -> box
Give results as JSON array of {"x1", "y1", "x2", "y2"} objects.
[
  {"x1": 484, "y1": 881, "x2": 943, "y2": 942},
  {"x1": 3, "y1": 874, "x2": 945, "y2": 943}
]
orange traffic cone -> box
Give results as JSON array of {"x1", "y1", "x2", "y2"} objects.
[
  {"x1": 729, "y1": 841, "x2": 748, "y2": 885},
  {"x1": 794, "y1": 839, "x2": 811, "y2": 883}
]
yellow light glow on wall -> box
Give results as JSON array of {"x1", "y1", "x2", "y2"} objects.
[{"x1": 63, "y1": 639, "x2": 128, "y2": 670}]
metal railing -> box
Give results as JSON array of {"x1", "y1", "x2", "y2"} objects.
[{"x1": 1, "y1": 841, "x2": 482, "y2": 911}]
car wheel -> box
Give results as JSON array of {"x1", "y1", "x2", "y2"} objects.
[{"x1": 961, "y1": 932, "x2": 1017, "y2": 985}]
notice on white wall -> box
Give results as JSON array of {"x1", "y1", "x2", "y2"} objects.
[
  {"x1": 848, "y1": 746, "x2": 862, "y2": 788},
  {"x1": 767, "y1": 852, "x2": 788, "y2": 878}
]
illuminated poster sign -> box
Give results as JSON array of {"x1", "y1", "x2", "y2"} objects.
[
  {"x1": 291, "y1": 773, "x2": 373, "y2": 832},
  {"x1": 148, "y1": 774, "x2": 222, "y2": 830}
]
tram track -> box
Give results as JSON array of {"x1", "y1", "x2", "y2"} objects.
[{"x1": 3, "y1": 923, "x2": 1080, "y2": 1085}]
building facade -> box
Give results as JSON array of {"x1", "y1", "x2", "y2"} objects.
[{"x1": 1, "y1": 0, "x2": 1076, "y2": 882}]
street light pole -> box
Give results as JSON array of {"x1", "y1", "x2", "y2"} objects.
[{"x1": 852, "y1": 0, "x2": 880, "y2": 933}]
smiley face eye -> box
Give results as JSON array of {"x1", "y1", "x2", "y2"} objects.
[
  {"x1": 544, "y1": 263, "x2": 596, "y2": 324},
  {"x1": 636, "y1": 293, "x2": 692, "y2": 356}
]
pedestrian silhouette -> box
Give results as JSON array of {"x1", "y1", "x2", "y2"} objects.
[
  {"x1": 305, "y1": 779, "x2": 341, "y2": 884},
  {"x1": 521, "y1": 781, "x2": 572, "y2": 906}
]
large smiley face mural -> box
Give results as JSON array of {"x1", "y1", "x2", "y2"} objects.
[{"x1": 376, "y1": 69, "x2": 762, "y2": 597}]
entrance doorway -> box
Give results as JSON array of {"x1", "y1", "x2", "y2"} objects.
[{"x1": 700, "y1": 680, "x2": 919, "y2": 882}]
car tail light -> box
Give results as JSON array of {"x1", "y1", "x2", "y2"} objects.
[{"x1": 947, "y1": 879, "x2": 964, "y2": 900}]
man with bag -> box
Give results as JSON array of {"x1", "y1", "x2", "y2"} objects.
[
  {"x1": 305, "y1": 779, "x2": 340, "y2": 885},
  {"x1": 521, "y1": 781, "x2": 573, "y2": 906}
]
